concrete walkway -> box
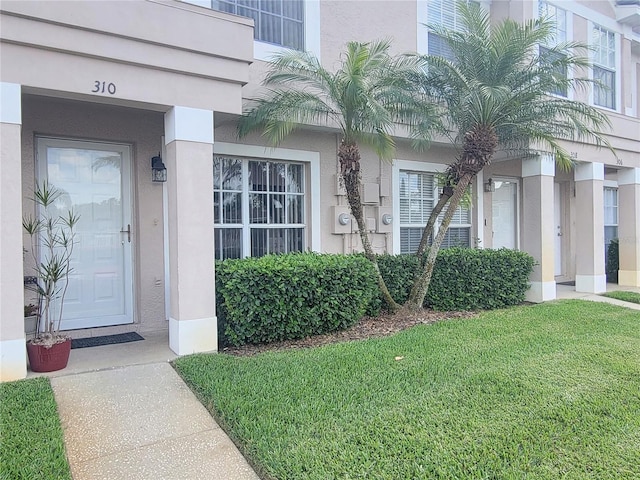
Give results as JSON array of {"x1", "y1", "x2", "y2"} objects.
[
  {"x1": 51, "y1": 363, "x2": 260, "y2": 480},
  {"x1": 556, "y1": 284, "x2": 640, "y2": 310}
]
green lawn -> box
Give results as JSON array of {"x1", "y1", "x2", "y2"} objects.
[
  {"x1": 174, "y1": 300, "x2": 640, "y2": 480},
  {"x1": 0, "y1": 377, "x2": 71, "y2": 480},
  {"x1": 602, "y1": 290, "x2": 640, "y2": 305}
]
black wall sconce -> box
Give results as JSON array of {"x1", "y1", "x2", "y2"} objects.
[
  {"x1": 151, "y1": 153, "x2": 167, "y2": 183},
  {"x1": 484, "y1": 178, "x2": 495, "y2": 193}
]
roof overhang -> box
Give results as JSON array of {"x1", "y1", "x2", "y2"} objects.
[{"x1": 616, "y1": 2, "x2": 640, "y2": 29}]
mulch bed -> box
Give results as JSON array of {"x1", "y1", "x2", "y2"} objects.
[{"x1": 221, "y1": 308, "x2": 478, "y2": 356}]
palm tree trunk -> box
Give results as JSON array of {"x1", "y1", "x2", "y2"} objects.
[
  {"x1": 339, "y1": 141, "x2": 400, "y2": 312},
  {"x1": 415, "y1": 186, "x2": 453, "y2": 258},
  {"x1": 406, "y1": 172, "x2": 473, "y2": 310}
]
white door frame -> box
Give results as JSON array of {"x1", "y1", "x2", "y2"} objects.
[
  {"x1": 36, "y1": 137, "x2": 134, "y2": 330},
  {"x1": 554, "y1": 182, "x2": 563, "y2": 277}
]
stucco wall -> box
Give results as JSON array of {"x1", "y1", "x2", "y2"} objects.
[{"x1": 1, "y1": 0, "x2": 253, "y2": 114}]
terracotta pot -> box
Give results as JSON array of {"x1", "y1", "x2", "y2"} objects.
[{"x1": 26, "y1": 338, "x2": 71, "y2": 372}]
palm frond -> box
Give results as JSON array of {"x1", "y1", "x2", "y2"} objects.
[
  {"x1": 238, "y1": 90, "x2": 338, "y2": 144},
  {"x1": 413, "y1": 0, "x2": 616, "y2": 168},
  {"x1": 240, "y1": 38, "x2": 439, "y2": 161}
]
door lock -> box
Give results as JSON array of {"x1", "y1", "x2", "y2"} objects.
[{"x1": 120, "y1": 224, "x2": 131, "y2": 243}]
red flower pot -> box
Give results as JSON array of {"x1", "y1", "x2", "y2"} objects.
[{"x1": 26, "y1": 338, "x2": 71, "y2": 372}]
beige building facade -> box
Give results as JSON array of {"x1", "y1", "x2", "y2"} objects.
[{"x1": 1, "y1": 0, "x2": 639, "y2": 380}]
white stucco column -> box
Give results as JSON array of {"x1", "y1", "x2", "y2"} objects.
[
  {"x1": 522, "y1": 154, "x2": 556, "y2": 302},
  {"x1": 0, "y1": 82, "x2": 27, "y2": 381},
  {"x1": 574, "y1": 162, "x2": 606, "y2": 293},
  {"x1": 618, "y1": 167, "x2": 640, "y2": 287},
  {"x1": 164, "y1": 106, "x2": 217, "y2": 355}
]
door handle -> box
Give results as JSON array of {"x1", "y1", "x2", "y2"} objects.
[{"x1": 120, "y1": 224, "x2": 131, "y2": 243}]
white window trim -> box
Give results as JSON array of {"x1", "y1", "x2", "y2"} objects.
[
  {"x1": 603, "y1": 185, "x2": 619, "y2": 252},
  {"x1": 540, "y1": 1, "x2": 630, "y2": 37},
  {"x1": 629, "y1": 57, "x2": 638, "y2": 117},
  {"x1": 588, "y1": 22, "x2": 621, "y2": 113},
  {"x1": 393, "y1": 159, "x2": 443, "y2": 255},
  {"x1": 536, "y1": 1, "x2": 575, "y2": 101},
  {"x1": 416, "y1": 0, "x2": 491, "y2": 55},
  {"x1": 213, "y1": 142, "x2": 320, "y2": 253},
  {"x1": 603, "y1": 187, "x2": 618, "y2": 220},
  {"x1": 253, "y1": 0, "x2": 320, "y2": 62},
  {"x1": 475, "y1": 169, "x2": 484, "y2": 249}
]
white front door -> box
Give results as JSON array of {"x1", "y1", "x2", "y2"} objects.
[
  {"x1": 554, "y1": 182, "x2": 563, "y2": 276},
  {"x1": 492, "y1": 178, "x2": 518, "y2": 249},
  {"x1": 38, "y1": 138, "x2": 134, "y2": 330}
]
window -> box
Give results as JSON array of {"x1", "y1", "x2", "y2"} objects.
[
  {"x1": 398, "y1": 170, "x2": 471, "y2": 254},
  {"x1": 539, "y1": 2, "x2": 567, "y2": 46},
  {"x1": 592, "y1": 25, "x2": 616, "y2": 109},
  {"x1": 427, "y1": 0, "x2": 478, "y2": 60},
  {"x1": 213, "y1": 155, "x2": 305, "y2": 260},
  {"x1": 211, "y1": 0, "x2": 304, "y2": 50},
  {"x1": 538, "y1": 1, "x2": 568, "y2": 97},
  {"x1": 604, "y1": 186, "x2": 618, "y2": 264}
]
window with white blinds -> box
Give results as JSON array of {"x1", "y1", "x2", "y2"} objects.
[
  {"x1": 398, "y1": 170, "x2": 471, "y2": 254},
  {"x1": 214, "y1": 155, "x2": 305, "y2": 260},
  {"x1": 538, "y1": 1, "x2": 568, "y2": 97},
  {"x1": 211, "y1": 0, "x2": 304, "y2": 50},
  {"x1": 592, "y1": 25, "x2": 616, "y2": 109},
  {"x1": 427, "y1": 0, "x2": 478, "y2": 60}
]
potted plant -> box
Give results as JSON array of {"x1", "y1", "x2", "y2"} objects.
[
  {"x1": 23, "y1": 181, "x2": 79, "y2": 372},
  {"x1": 24, "y1": 302, "x2": 39, "y2": 337}
]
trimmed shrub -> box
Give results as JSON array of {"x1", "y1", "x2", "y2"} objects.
[
  {"x1": 216, "y1": 253, "x2": 378, "y2": 347},
  {"x1": 377, "y1": 248, "x2": 535, "y2": 311},
  {"x1": 606, "y1": 239, "x2": 619, "y2": 284},
  {"x1": 215, "y1": 249, "x2": 534, "y2": 346},
  {"x1": 371, "y1": 254, "x2": 421, "y2": 314},
  {"x1": 427, "y1": 248, "x2": 534, "y2": 310}
]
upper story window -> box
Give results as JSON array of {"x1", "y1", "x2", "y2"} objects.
[
  {"x1": 211, "y1": 0, "x2": 304, "y2": 50},
  {"x1": 539, "y1": 1, "x2": 567, "y2": 45},
  {"x1": 538, "y1": 1, "x2": 568, "y2": 97},
  {"x1": 427, "y1": 0, "x2": 478, "y2": 61},
  {"x1": 398, "y1": 170, "x2": 471, "y2": 254},
  {"x1": 592, "y1": 24, "x2": 616, "y2": 110},
  {"x1": 214, "y1": 155, "x2": 306, "y2": 260}
]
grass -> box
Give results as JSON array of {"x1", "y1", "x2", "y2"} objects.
[
  {"x1": 174, "y1": 300, "x2": 640, "y2": 480},
  {"x1": 0, "y1": 377, "x2": 71, "y2": 480},
  {"x1": 602, "y1": 290, "x2": 640, "y2": 305}
]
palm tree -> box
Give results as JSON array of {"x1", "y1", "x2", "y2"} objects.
[
  {"x1": 238, "y1": 39, "x2": 439, "y2": 311},
  {"x1": 405, "y1": 1, "x2": 616, "y2": 309}
]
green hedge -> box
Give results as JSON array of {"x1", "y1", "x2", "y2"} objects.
[
  {"x1": 606, "y1": 239, "x2": 619, "y2": 284},
  {"x1": 216, "y1": 253, "x2": 378, "y2": 347},
  {"x1": 215, "y1": 249, "x2": 534, "y2": 347},
  {"x1": 427, "y1": 248, "x2": 534, "y2": 310},
  {"x1": 376, "y1": 248, "x2": 535, "y2": 311}
]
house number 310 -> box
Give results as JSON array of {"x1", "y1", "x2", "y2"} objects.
[{"x1": 91, "y1": 81, "x2": 116, "y2": 95}]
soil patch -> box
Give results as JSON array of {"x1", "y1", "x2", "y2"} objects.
[{"x1": 221, "y1": 308, "x2": 477, "y2": 356}]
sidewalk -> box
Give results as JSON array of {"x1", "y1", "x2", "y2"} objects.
[
  {"x1": 51, "y1": 363, "x2": 260, "y2": 480},
  {"x1": 556, "y1": 283, "x2": 640, "y2": 310}
]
